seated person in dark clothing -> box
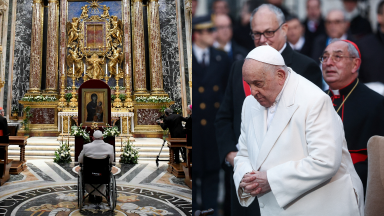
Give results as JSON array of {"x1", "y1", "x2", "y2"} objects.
[
  {"x1": 159, "y1": 108, "x2": 187, "y2": 161},
  {"x1": 185, "y1": 105, "x2": 192, "y2": 147},
  {"x1": 159, "y1": 108, "x2": 187, "y2": 138},
  {"x1": 0, "y1": 107, "x2": 9, "y2": 143}
]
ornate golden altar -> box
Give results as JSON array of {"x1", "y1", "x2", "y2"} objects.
[{"x1": 17, "y1": 0, "x2": 178, "y2": 138}]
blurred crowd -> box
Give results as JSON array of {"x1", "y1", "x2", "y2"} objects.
[{"x1": 192, "y1": 0, "x2": 384, "y2": 215}]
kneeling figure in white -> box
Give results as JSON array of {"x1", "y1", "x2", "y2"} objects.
[{"x1": 233, "y1": 45, "x2": 364, "y2": 215}]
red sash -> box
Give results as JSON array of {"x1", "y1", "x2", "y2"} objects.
[
  {"x1": 349, "y1": 149, "x2": 368, "y2": 164},
  {"x1": 0, "y1": 130, "x2": 3, "y2": 136},
  {"x1": 242, "y1": 78, "x2": 251, "y2": 97}
]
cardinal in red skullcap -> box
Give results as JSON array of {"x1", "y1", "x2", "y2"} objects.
[{"x1": 322, "y1": 39, "x2": 384, "y2": 195}]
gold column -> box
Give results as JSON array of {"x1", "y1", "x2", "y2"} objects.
[
  {"x1": 122, "y1": 116, "x2": 128, "y2": 134},
  {"x1": 28, "y1": 0, "x2": 44, "y2": 94},
  {"x1": 132, "y1": 0, "x2": 148, "y2": 95},
  {"x1": 148, "y1": 0, "x2": 167, "y2": 96},
  {"x1": 45, "y1": 0, "x2": 59, "y2": 94}
]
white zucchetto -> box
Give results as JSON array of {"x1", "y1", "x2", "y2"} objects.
[
  {"x1": 246, "y1": 45, "x2": 285, "y2": 66},
  {"x1": 93, "y1": 130, "x2": 103, "y2": 139}
]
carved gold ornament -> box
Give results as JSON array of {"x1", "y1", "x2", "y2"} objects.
[{"x1": 91, "y1": 122, "x2": 99, "y2": 130}]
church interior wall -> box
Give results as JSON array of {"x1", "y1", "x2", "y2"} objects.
[{"x1": 1, "y1": 0, "x2": 189, "y2": 118}]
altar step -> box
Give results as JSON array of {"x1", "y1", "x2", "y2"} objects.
[{"x1": 7, "y1": 137, "x2": 169, "y2": 162}]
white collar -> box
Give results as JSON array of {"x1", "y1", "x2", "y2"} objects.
[
  {"x1": 269, "y1": 68, "x2": 291, "y2": 108},
  {"x1": 279, "y1": 43, "x2": 287, "y2": 54},
  {"x1": 193, "y1": 43, "x2": 209, "y2": 64},
  {"x1": 289, "y1": 37, "x2": 305, "y2": 51},
  {"x1": 213, "y1": 41, "x2": 231, "y2": 53},
  {"x1": 330, "y1": 89, "x2": 340, "y2": 95}
]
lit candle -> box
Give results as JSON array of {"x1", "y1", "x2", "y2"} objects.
[
  {"x1": 84, "y1": 63, "x2": 86, "y2": 76},
  {"x1": 73, "y1": 63, "x2": 75, "y2": 76},
  {"x1": 116, "y1": 63, "x2": 118, "y2": 75},
  {"x1": 106, "y1": 64, "x2": 107, "y2": 76}
]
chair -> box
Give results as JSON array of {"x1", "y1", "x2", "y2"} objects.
[
  {"x1": 0, "y1": 144, "x2": 12, "y2": 185},
  {"x1": 78, "y1": 156, "x2": 116, "y2": 210},
  {"x1": 365, "y1": 136, "x2": 384, "y2": 215}
]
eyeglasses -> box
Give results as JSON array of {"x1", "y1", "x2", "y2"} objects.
[
  {"x1": 319, "y1": 54, "x2": 355, "y2": 64},
  {"x1": 249, "y1": 23, "x2": 284, "y2": 40}
]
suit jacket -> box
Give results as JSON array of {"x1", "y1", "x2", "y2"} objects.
[
  {"x1": 0, "y1": 115, "x2": 9, "y2": 143},
  {"x1": 311, "y1": 33, "x2": 355, "y2": 64},
  {"x1": 349, "y1": 15, "x2": 372, "y2": 40},
  {"x1": 292, "y1": 38, "x2": 312, "y2": 57},
  {"x1": 193, "y1": 47, "x2": 231, "y2": 171},
  {"x1": 234, "y1": 70, "x2": 364, "y2": 216},
  {"x1": 302, "y1": 18, "x2": 326, "y2": 45},
  {"x1": 356, "y1": 30, "x2": 384, "y2": 84},
  {"x1": 230, "y1": 41, "x2": 248, "y2": 63},
  {"x1": 78, "y1": 140, "x2": 114, "y2": 164},
  {"x1": 160, "y1": 114, "x2": 187, "y2": 138}
]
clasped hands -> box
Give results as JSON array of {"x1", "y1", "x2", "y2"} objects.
[{"x1": 240, "y1": 170, "x2": 271, "y2": 197}]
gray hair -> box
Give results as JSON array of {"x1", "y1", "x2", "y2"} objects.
[
  {"x1": 327, "y1": 9, "x2": 348, "y2": 21},
  {"x1": 164, "y1": 108, "x2": 173, "y2": 115},
  {"x1": 263, "y1": 63, "x2": 288, "y2": 75},
  {"x1": 250, "y1": 4, "x2": 285, "y2": 30},
  {"x1": 329, "y1": 39, "x2": 360, "y2": 72}
]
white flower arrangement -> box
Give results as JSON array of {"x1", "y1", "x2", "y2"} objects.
[
  {"x1": 70, "y1": 124, "x2": 91, "y2": 143},
  {"x1": 21, "y1": 95, "x2": 57, "y2": 102},
  {"x1": 102, "y1": 124, "x2": 120, "y2": 138},
  {"x1": 54, "y1": 141, "x2": 72, "y2": 163},
  {"x1": 135, "y1": 96, "x2": 172, "y2": 103}
]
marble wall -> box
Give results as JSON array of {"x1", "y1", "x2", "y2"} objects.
[
  {"x1": 159, "y1": 0, "x2": 182, "y2": 109},
  {"x1": 3, "y1": 0, "x2": 12, "y2": 112},
  {"x1": 10, "y1": 0, "x2": 32, "y2": 111}
]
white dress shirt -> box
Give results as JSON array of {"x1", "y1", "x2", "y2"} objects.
[
  {"x1": 289, "y1": 37, "x2": 305, "y2": 51},
  {"x1": 266, "y1": 68, "x2": 291, "y2": 130},
  {"x1": 193, "y1": 43, "x2": 210, "y2": 65},
  {"x1": 213, "y1": 41, "x2": 231, "y2": 53}
]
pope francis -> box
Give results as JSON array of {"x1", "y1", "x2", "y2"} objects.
[{"x1": 233, "y1": 45, "x2": 364, "y2": 215}]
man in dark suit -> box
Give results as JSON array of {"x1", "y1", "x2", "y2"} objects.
[
  {"x1": 356, "y1": 1, "x2": 384, "y2": 87},
  {"x1": 213, "y1": 14, "x2": 248, "y2": 64},
  {"x1": 311, "y1": 9, "x2": 355, "y2": 64},
  {"x1": 287, "y1": 15, "x2": 313, "y2": 57},
  {"x1": 342, "y1": 0, "x2": 372, "y2": 39},
  {"x1": 215, "y1": 4, "x2": 322, "y2": 216},
  {"x1": 159, "y1": 108, "x2": 186, "y2": 138},
  {"x1": 302, "y1": 0, "x2": 326, "y2": 45},
  {"x1": 192, "y1": 15, "x2": 231, "y2": 215},
  {"x1": 0, "y1": 107, "x2": 9, "y2": 143}
]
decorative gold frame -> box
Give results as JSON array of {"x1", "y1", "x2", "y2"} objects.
[
  {"x1": 18, "y1": 101, "x2": 59, "y2": 130},
  {"x1": 133, "y1": 102, "x2": 174, "y2": 134},
  {"x1": 81, "y1": 88, "x2": 109, "y2": 127}
]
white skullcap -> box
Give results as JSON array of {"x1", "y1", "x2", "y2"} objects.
[
  {"x1": 93, "y1": 130, "x2": 103, "y2": 139},
  {"x1": 246, "y1": 45, "x2": 285, "y2": 66}
]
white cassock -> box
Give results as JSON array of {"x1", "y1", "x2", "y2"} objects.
[
  {"x1": 234, "y1": 69, "x2": 364, "y2": 216},
  {"x1": 78, "y1": 140, "x2": 115, "y2": 196}
]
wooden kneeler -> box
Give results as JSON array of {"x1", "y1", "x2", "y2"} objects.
[
  {"x1": 182, "y1": 146, "x2": 192, "y2": 188},
  {"x1": 0, "y1": 144, "x2": 13, "y2": 185},
  {"x1": 166, "y1": 135, "x2": 187, "y2": 178}
]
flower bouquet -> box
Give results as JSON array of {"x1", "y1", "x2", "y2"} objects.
[
  {"x1": 120, "y1": 140, "x2": 139, "y2": 164},
  {"x1": 102, "y1": 124, "x2": 120, "y2": 138},
  {"x1": 54, "y1": 141, "x2": 72, "y2": 163},
  {"x1": 70, "y1": 124, "x2": 90, "y2": 143}
]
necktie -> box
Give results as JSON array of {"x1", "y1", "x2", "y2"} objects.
[{"x1": 201, "y1": 52, "x2": 206, "y2": 68}]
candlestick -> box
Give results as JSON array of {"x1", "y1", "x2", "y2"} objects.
[
  {"x1": 113, "y1": 76, "x2": 122, "y2": 108},
  {"x1": 106, "y1": 64, "x2": 108, "y2": 76},
  {"x1": 116, "y1": 63, "x2": 119, "y2": 75},
  {"x1": 72, "y1": 63, "x2": 75, "y2": 76}
]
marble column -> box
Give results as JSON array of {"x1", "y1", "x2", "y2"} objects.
[
  {"x1": 59, "y1": 0, "x2": 67, "y2": 89},
  {"x1": 45, "y1": 0, "x2": 59, "y2": 94},
  {"x1": 132, "y1": 0, "x2": 148, "y2": 95},
  {"x1": 184, "y1": 0, "x2": 193, "y2": 104},
  {"x1": 123, "y1": 0, "x2": 132, "y2": 94},
  {"x1": 148, "y1": 0, "x2": 166, "y2": 96},
  {"x1": 28, "y1": 0, "x2": 44, "y2": 94}
]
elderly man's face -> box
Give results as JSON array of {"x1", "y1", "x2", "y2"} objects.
[
  {"x1": 322, "y1": 41, "x2": 358, "y2": 86},
  {"x1": 325, "y1": 10, "x2": 348, "y2": 39},
  {"x1": 251, "y1": 7, "x2": 288, "y2": 51},
  {"x1": 0, "y1": 110, "x2": 4, "y2": 117},
  {"x1": 243, "y1": 60, "x2": 286, "y2": 108}
]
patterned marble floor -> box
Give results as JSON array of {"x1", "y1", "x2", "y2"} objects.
[{"x1": 0, "y1": 160, "x2": 191, "y2": 216}]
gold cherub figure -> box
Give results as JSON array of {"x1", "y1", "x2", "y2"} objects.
[
  {"x1": 101, "y1": 5, "x2": 110, "y2": 18},
  {"x1": 66, "y1": 17, "x2": 80, "y2": 47}
]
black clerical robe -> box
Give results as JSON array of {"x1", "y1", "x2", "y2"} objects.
[{"x1": 327, "y1": 78, "x2": 384, "y2": 194}]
